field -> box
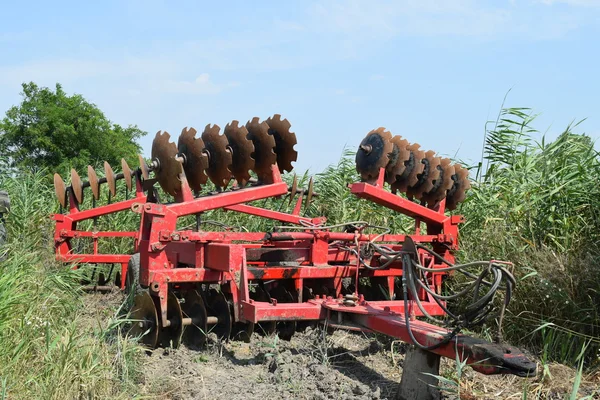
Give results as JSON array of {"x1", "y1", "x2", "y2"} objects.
[{"x1": 1, "y1": 107, "x2": 600, "y2": 399}]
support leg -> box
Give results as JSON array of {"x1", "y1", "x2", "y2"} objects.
[{"x1": 396, "y1": 345, "x2": 441, "y2": 400}]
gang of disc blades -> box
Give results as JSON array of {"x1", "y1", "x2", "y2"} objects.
[
  {"x1": 391, "y1": 143, "x2": 425, "y2": 194},
  {"x1": 385, "y1": 135, "x2": 410, "y2": 185},
  {"x1": 138, "y1": 154, "x2": 150, "y2": 180},
  {"x1": 87, "y1": 166, "x2": 100, "y2": 200},
  {"x1": 121, "y1": 158, "x2": 132, "y2": 191},
  {"x1": 224, "y1": 120, "x2": 255, "y2": 186},
  {"x1": 158, "y1": 292, "x2": 183, "y2": 348},
  {"x1": 181, "y1": 290, "x2": 208, "y2": 348},
  {"x1": 423, "y1": 158, "x2": 455, "y2": 208},
  {"x1": 177, "y1": 127, "x2": 209, "y2": 192},
  {"x1": 70, "y1": 168, "x2": 84, "y2": 204},
  {"x1": 207, "y1": 289, "x2": 232, "y2": 340},
  {"x1": 265, "y1": 114, "x2": 297, "y2": 173},
  {"x1": 201, "y1": 124, "x2": 232, "y2": 189},
  {"x1": 355, "y1": 127, "x2": 393, "y2": 182},
  {"x1": 151, "y1": 131, "x2": 183, "y2": 197},
  {"x1": 129, "y1": 291, "x2": 159, "y2": 349},
  {"x1": 54, "y1": 173, "x2": 67, "y2": 208},
  {"x1": 225, "y1": 292, "x2": 254, "y2": 343},
  {"x1": 446, "y1": 164, "x2": 471, "y2": 210},
  {"x1": 246, "y1": 117, "x2": 276, "y2": 182},
  {"x1": 407, "y1": 151, "x2": 440, "y2": 200},
  {"x1": 104, "y1": 161, "x2": 117, "y2": 197}
]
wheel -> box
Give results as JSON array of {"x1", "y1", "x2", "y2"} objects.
[{"x1": 125, "y1": 253, "x2": 142, "y2": 295}]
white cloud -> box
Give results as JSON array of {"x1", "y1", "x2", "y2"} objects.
[{"x1": 195, "y1": 73, "x2": 210, "y2": 84}]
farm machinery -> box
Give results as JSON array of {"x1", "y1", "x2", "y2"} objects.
[{"x1": 52, "y1": 115, "x2": 536, "y2": 398}]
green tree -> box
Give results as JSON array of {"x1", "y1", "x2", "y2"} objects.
[{"x1": 0, "y1": 82, "x2": 145, "y2": 174}]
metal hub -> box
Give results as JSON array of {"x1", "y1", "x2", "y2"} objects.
[{"x1": 355, "y1": 128, "x2": 393, "y2": 182}]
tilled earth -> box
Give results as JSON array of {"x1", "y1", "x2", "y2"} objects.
[{"x1": 86, "y1": 291, "x2": 600, "y2": 400}]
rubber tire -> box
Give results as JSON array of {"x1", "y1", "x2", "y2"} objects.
[{"x1": 125, "y1": 253, "x2": 142, "y2": 295}]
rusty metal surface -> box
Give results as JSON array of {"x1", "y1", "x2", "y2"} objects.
[
  {"x1": 385, "y1": 135, "x2": 410, "y2": 184},
  {"x1": 53, "y1": 173, "x2": 67, "y2": 208},
  {"x1": 246, "y1": 117, "x2": 276, "y2": 182},
  {"x1": 265, "y1": 114, "x2": 297, "y2": 173},
  {"x1": 121, "y1": 158, "x2": 132, "y2": 191},
  {"x1": 152, "y1": 131, "x2": 183, "y2": 196},
  {"x1": 202, "y1": 124, "x2": 232, "y2": 189},
  {"x1": 138, "y1": 154, "x2": 150, "y2": 180},
  {"x1": 70, "y1": 168, "x2": 83, "y2": 204},
  {"x1": 224, "y1": 120, "x2": 255, "y2": 186},
  {"x1": 104, "y1": 161, "x2": 117, "y2": 197},
  {"x1": 446, "y1": 164, "x2": 471, "y2": 210},
  {"x1": 178, "y1": 127, "x2": 209, "y2": 192},
  {"x1": 391, "y1": 142, "x2": 425, "y2": 193},
  {"x1": 355, "y1": 127, "x2": 393, "y2": 182},
  {"x1": 87, "y1": 165, "x2": 100, "y2": 200}
]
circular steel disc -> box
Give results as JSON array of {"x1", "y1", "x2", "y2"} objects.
[
  {"x1": 104, "y1": 162, "x2": 116, "y2": 197},
  {"x1": 446, "y1": 164, "x2": 471, "y2": 210},
  {"x1": 246, "y1": 117, "x2": 276, "y2": 182},
  {"x1": 391, "y1": 143, "x2": 425, "y2": 194},
  {"x1": 178, "y1": 127, "x2": 209, "y2": 192},
  {"x1": 385, "y1": 135, "x2": 410, "y2": 185},
  {"x1": 138, "y1": 154, "x2": 149, "y2": 180},
  {"x1": 355, "y1": 128, "x2": 393, "y2": 182},
  {"x1": 407, "y1": 151, "x2": 441, "y2": 200},
  {"x1": 129, "y1": 291, "x2": 159, "y2": 348},
  {"x1": 265, "y1": 114, "x2": 297, "y2": 173},
  {"x1": 207, "y1": 289, "x2": 232, "y2": 340},
  {"x1": 202, "y1": 124, "x2": 232, "y2": 189},
  {"x1": 224, "y1": 120, "x2": 255, "y2": 186},
  {"x1": 423, "y1": 158, "x2": 455, "y2": 208},
  {"x1": 121, "y1": 158, "x2": 132, "y2": 191},
  {"x1": 225, "y1": 292, "x2": 254, "y2": 343},
  {"x1": 181, "y1": 290, "x2": 208, "y2": 348},
  {"x1": 54, "y1": 173, "x2": 67, "y2": 208},
  {"x1": 305, "y1": 177, "x2": 314, "y2": 210},
  {"x1": 152, "y1": 131, "x2": 183, "y2": 196},
  {"x1": 158, "y1": 292, "x2": 183, "y2": 348},
  {"x1": 70, "y1": 168, "x2": 83, "y2": 204},
  {"x1": 87, "y1": 166, "x2": 100, "y2": 200},
  {"x1": 288, "y1": 174, "x2": 298, "y2": 204}
]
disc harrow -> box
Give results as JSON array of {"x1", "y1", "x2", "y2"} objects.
[
  {"x1": 51, "y1": 115, "x2": 534, "y2": 398},
  {"x1": 356, "y1": 129, "x2": 471, "y2": 209}
]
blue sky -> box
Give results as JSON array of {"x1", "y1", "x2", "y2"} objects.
[{"x1": 1, "y1": 0, "x2": 599, "y2": 174}]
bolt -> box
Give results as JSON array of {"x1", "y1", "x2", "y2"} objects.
[
  {"x1": 138, "y1": 321, "x2": 145, "y2": 329},
  {"x1": 360, "y1": 144, "x2": 372, "y2": 154}
]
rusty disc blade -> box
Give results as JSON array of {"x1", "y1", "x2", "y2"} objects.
[
  {"x1": 54, "y1": 173, "x2": 67, "y2": 208},
  {"x1": 103, "y1": 162, "x2": 116, "y2": 197},
  {"x1": 305, "y1": 177, "x2": 314, "y2": 210},
  {"x1": 152, "y1": 131, "x2": 183, "y2": 196},
  {"x1": 158, "y1": 292, "x2": 183, "y2": 349},
  {"x1": 224, "y1": 120, "x2": 255, "y2": 186},
  {"x1": 265, "y1": 114, "x2": 297, "y2": 173},
  {"x1": 246, "y1": 117, "x2": 276, "y2": 182},
  {"x1": 201, "y1": 124, "x2": 232, "y2": 189},
  {"x1": 424, "y1": 158, "x2": 455, "y2": 208},
  {"x1": 391, "y1": 143, "x2": 425, "y2": 194},
  {"x1": 446, "y1": 164, "x2": 471, "y2": 210},
  {"x1": 407, "y1": 151, "x2": 440, "y2": 200},
  {"x1": 178, "y1": 127, "x2": 209, "y2": 192},
  {"x1": 289, "y1": 174, "x2": 298, "y2": 204},
  {"x1": 138, "y1": 154, "x2": 150, "y2": 180},
  {"x1": 121, "y1": 158, "x2": 132, "y2": 191},
  {"x1": 87, "y1": 166, "x2": 100, "y2": 200},
  {"x1": 355, "y1": 127, "x2": 393, "y2": 182},
  {"x1": 181, "y1": 290, "x2": 208, "y2": 348},
  {"x1": 129, "y1": 291, "x2": 159, "y2": 349},
  {"x1": 70, "y1": 168, "x2": 83, "y2": 204},
  {"x1": 385, "y1": 135, "x2": 410, "y2": 185}
]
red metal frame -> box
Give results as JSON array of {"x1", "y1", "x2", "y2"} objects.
[{"x1": 53, "y1": 164, "x2": 535, "y2": 376}]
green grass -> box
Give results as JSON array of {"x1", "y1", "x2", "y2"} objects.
[{"x1": 0, "y1": 170, "x2": 141, "y2": 399}]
